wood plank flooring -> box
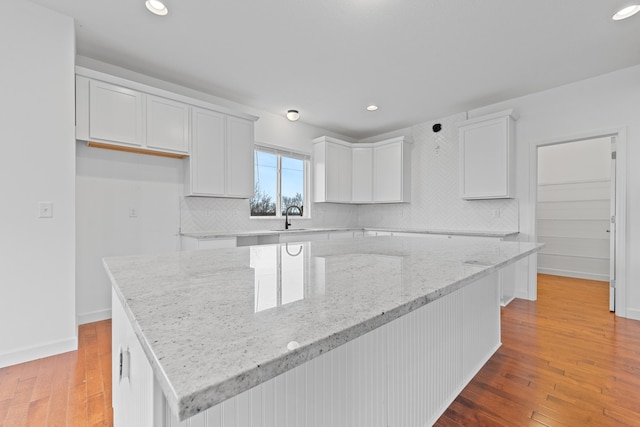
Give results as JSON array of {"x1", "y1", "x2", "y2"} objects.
[
  {"x1": 1, "y1": 274, "x2": 639, "y2": 426},
  {"x1": 435, "y1": 274, "x2": 640, "y2": 426},
  {"x1": 0, "y1": 320, "x2": 112, "y2": 427}
]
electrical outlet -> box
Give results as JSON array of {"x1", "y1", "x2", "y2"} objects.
[
  {"x1": 129, "y1": 207, "x2": 138, "y2": 218},
  {"x1": 493, "y1": 209, "x2": 501, "y2": 218},
  {"x1": 38, "y1": 202, "x2": 53, "y2": 218}
]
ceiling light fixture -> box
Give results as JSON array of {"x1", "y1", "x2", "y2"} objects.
[
  {"x1": 145, "y1": 0, "x2": 168, "y2": 16},
  {"x1": 612, "y1": 4, "x2": 640, "y2": 20},
  {"x1": 366, "y1": 105, "x2": 379, "y2": 111},
  {"x1": 286, "y1": 110, "x2": 300, "y2": 121}
]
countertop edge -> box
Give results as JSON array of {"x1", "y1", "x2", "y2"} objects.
[{"x1": 181, "y1": 227, "x2": 520, "y2": 239}]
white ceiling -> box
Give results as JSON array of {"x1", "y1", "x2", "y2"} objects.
[{"x1": 31, "y1": 0, "x2": 640, "y2": 139}]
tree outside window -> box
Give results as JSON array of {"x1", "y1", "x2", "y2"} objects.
[{"x1": 251, "y1": 149, "x2": 306, "y2": 217}]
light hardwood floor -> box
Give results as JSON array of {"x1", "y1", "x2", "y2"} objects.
[
  {"x1": 0, "y1": 320, "x2": 112, "y2": 426},
  {"x1": 435, "y1": 274, "x2": 640, "y2": 426},
  {"x1": 1, "y1": 274, "x2": 639, "y2": 426}
]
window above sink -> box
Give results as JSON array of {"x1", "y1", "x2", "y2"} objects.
[{"x1": 251, "y1": 144, "x2": 310, "y2": 219}]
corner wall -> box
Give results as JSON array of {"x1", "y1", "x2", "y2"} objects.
[{"x1": 0, "y1": 0, "x2": 76, "y2": 366}]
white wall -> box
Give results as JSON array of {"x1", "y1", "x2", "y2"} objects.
[
  {"x1": 0, "y1": 0, "x2": 76, "y2": 367},
  {"x1": 76, "y1": 144, "x2": 184, "y2": 323},
  {"x1": 75, "y1": 58, "x2": 359, "y2": 323},
  {"x1": 469, "y1": 65, "x2": 639, "y2": 318}
]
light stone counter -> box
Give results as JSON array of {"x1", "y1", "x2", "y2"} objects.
[
  {"x1": 104, "y1": 236, "x2": 540, "y2": 421},
  {"x1": 181, "y1": 227, "x2": 518, "y2": 239}
]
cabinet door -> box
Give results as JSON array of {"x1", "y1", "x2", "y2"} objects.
[
  {"x1": 279, "y1": 232, "x2": 328, "y2": 243},
  {"x1": 373, "y1": 143, "x2": 403, "y2": 202},
  {"x1": 190, "y1": 107, "x2": 226, "y2": 196},
  {"x1": 326, "y1": 143, "x2": 352, "y2": 202},
  {"x1": 89, "y1": 80, "x2": 144, "y2": 146},
  {"x1": 352, "y1": 147, "x2": 373, "y2": 203},
  {"x1": 112, "y1": 290, "x2": 156, "y2": 427},
  {"x1": 146, "y1": 95, "x2": 189, "y2": 153},
  {"x1": 226, "y1": 116, "x2": 255, "y2": 198},
  {"x1": 460, "y1": 116, "x2": 511, "y2": 199}
]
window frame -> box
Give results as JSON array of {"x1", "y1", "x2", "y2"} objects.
[{"x1": 251, "y1": 144, "x2": 310, "y2": 219}]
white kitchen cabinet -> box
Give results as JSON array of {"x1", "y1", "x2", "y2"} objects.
[
  {"x1": 351, "y1": 146, "x2": 373, "y2": 203},
  {"x1": 76, "y1": 76, "x2": 189, "y2": 156},
  {"x1": 457, "y1": 109, "x2": 517, "y2": 199},
  {"x1": 313, "y1": 137, "x2": 352, "y2": 203},
  {"x1": 328, "y1": 230, "x2": 358, "y2": 239},
  {"x1": 279, "y1": 232, "x2": 329, "y2": 243},
  {"x1": 85, "y1": 78, "x2": 144, "y2": 147},
  {"x1": 184, "y1": 107, "x2": 255, "y2": 198},
  {"x1": 373, "y1": 137, "x2": 411, "y2": 203},
  {"x1": 226, "y1": 116, "x2": 255, "y2": 197},
  {"x1": 76, "y1": 68, "x2": 258, "y2": 161},
  {"x1": 181, "y1": 235, "x2": 237, "y2": 251},
  {"x1": 186, "y1": 107, "x2": 225, "y2": 196},
  {"x1": 314, "y1": 136, "x2": 411, "y2": 204},
  {"x1": 146, "y1": 94, "x2": 190, "y2": 154},
  {"x1": 112, "y1": 289, "x2": 157, "y2": 427}
]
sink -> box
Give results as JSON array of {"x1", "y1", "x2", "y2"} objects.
[{"x1": 270, "y1": 228, "x2": 309, "y2": 232}]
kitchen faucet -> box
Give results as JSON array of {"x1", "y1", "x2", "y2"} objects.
[{"x1": 284, "y1": 205, "x2": 302, "y2": 230}]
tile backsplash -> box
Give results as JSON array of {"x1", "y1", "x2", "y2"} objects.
[
  {"x1": 180, "y1": 196, "x2": 359, "y2": 233},
  {"x1": 181, "y1": 112, "x2": 518, "y2": 234}
]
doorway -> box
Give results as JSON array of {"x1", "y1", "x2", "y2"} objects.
[{"x1": 533, "y1": 135, "x2": 622, "y2": 312}]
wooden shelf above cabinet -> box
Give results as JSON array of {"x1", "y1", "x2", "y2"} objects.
[{"x1": 86, "y1": 141, "x2": 188, "y2": 159}]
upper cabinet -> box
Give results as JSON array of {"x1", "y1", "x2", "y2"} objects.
[
  {"x1": 184, "y1": 108, "x2": 255, "y2": 198},
  {"x1": 75, "y1": 67, "x2": 258, "y2": 198},
  {"x1": 76, "y1": 76, "x2": 190, "y2": 157},
  {"x1": 86, "y1": 79, "x2": 144, "y2": 147},
  {"x1": 372, "y1": 138, "x2": 411, "y2": 203},
  {"x1": 313, "y1": 136, "x2": 411, "y2": 204},
  {"x1": 313, "y1": 137, "x2": 352, "y2": 203},
  {"x1": 226, "y1": 116, "x2": 256, "y2": 198},
  {"x1": 351, "y1": 146, "x2": 373, "y2": 203},
  {"x1": 457, "y1": 109, "x2": 517, "y2": 200},
  {"x1": 186, "y1": 107, "x2": 226, "y2": 196},
  {"x1": 145, "y1": 94, "x2": 190, "y2": 153}
]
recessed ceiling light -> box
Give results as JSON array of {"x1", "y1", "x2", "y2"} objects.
[
  {"x1": 612, "y1": 4, "x2": 640, "y2": 20},
  {"x1": 146, "y1": 0, "x2": 168, "y2": 16},
  {"x1": 366, "y1": 105, "x2": 378, "y2": 111},
  {"x1": 286, "y1": 110, "x2": 300, "y2": 121}
]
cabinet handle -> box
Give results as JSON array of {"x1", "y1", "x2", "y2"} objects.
[{"x1": 119, "y1": 347, "x2": 131, "y2": 382}]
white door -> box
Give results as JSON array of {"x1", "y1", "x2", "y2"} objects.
[{"x1": 609, "y1": 138, "x2": 617, "y2": 312}]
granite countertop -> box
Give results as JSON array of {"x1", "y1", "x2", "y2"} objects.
[
  {"x1": 181, "y1": 227, "x2": 519, "y2": 239},
  {"x1": 103, "y1": 237, "x2": 540, "y2": 421},
  {"x1": 180, "y1": 227, "x2": 364, "y2": 239}
]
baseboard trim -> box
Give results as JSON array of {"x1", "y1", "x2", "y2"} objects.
[
  {"x1": 77, "y1": 308, "x2": 112, "y2": 325},
  {"x1": 625, "y1": 308, "x2": 640, "y2": 321},
  {"x1": 515, "y1": 289, "x2": 532, "y2": 301},
  {"x1": 0, "y1": 336, "x2": 78, "y2": 368},
  {"x1": 537, "y1": 268, "x2": 608, "y2": 283}
]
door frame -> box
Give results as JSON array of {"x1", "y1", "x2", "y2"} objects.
[{"x1": 527, "y1": 127, "x2": 627, "y2": 317}]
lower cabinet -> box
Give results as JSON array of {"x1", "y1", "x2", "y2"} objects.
[
  {"x1": 180, "y1": 236, "x2": 237, "y2": 250},
  {"x1": 279, "y1": 232, "x2": 329, "y2": 243},
  {"x1": 112, "y1": 290, "x2": 159, "y2": 427}
]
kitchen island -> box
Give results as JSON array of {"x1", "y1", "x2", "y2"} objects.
[{"x1": 104, "y1": 236, "x2": 541, "y2": 427}]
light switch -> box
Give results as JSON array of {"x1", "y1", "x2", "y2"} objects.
[{"x1": 39, "y1": 202, "x2": 53, "y2": 218}]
